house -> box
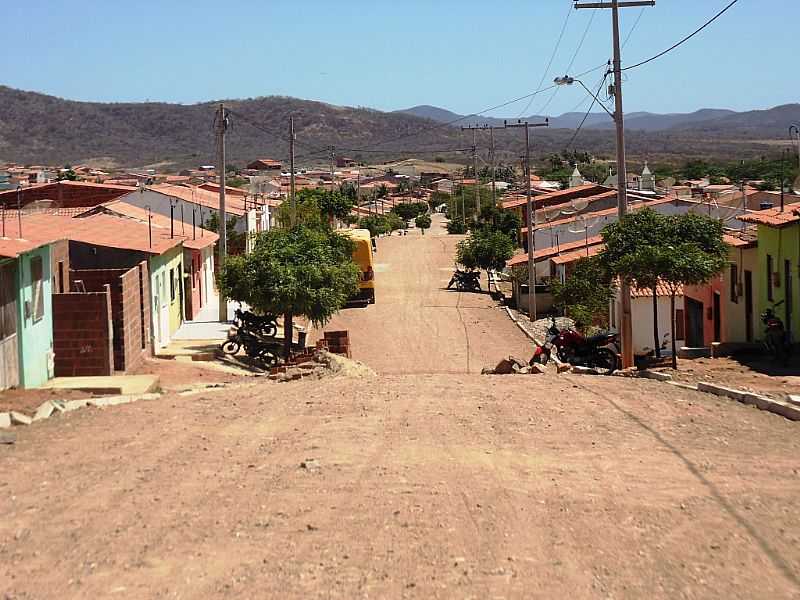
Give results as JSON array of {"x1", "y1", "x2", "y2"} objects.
[
  {"x1": 79, "y1": 200, "x2": 220, "y2": 321},
  {"x1": 740, "y1": 202, "x2": 800, "y2": 342},
  {"x1": 612, "y1": 282, "x2": 687, "y2": 356},
  {"x1": 247, "y1": 159, "x2": 283, "y2": 174},
  {"x1": 431, "y1": 178, "x2": 454, "y2": 194},
  {"x1": 0, "y1": 180, "x2": 137, "y2": 210},
  {"x1": 0, "y1": 238, "x2": 60, "y2": 389},
  {"x1": 337, "y1": 157, "x2": 357, "y2": 168},
  {"x1": 119, "y1": 184, "x2": 267, "y2": 254}
]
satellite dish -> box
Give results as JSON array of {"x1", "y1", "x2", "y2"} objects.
[
  {"x1": 22, "y1": 199, "x2": 57, "y2": 214},
  {"x1": 567, "y1": 214, "x2": 601, "y2": 235}
]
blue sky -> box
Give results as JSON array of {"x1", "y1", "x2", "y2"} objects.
[{"x1": 2, "y1": 1, "x2": 796, "y2": 117}]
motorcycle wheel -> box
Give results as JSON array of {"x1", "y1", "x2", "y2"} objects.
[
  {"x1": 221, "y1": 340, "x2": 241, "y2": 355},
  {"x1": 531, "y1": 350, "x2": 550, "y2": 366},
  {"x1": 591, "y1": 348, "x2": 619, "y2": 374},
  {"x1": 261, "y1": 322, "x2": 278, "y2": 338}
]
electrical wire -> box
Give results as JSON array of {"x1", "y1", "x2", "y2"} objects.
[
  {"x1": 622, "y1": 0, "x2": 738, "y2": 71},
  {"x1": 565, "y1": 70, "x2": 611, "y2": 149},
  {"x1": 516, "y1": 0, "x2": 573, "y2": 118},
  {"x1": 621, "y1": 7, "x2": 645, "y2": 49}
]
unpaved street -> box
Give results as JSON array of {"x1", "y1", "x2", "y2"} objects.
[{"x1": 2, "y1": 216, "x2": 800, "y2": 599}]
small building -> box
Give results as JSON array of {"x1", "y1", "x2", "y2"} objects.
[
  {"x1": 613, "y1": 282, "x2": 686, "y2": 356},
  {"x1": 247, "y1": 159, "x2": 283, "y2": 173},
  {"x1": 337, "y1": 157, "x2": 357, "y2": 168},
  {"x1": 569, "y1": 166, "x2": 584, "y2": 189},
  {"x1": 639, "y1": 162, "x2": 655, "y2": 192}
]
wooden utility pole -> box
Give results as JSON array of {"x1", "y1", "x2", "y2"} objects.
[
  {"x1": 460, "y1": 127, "x2": 482, "y2": 221},
  {"x1": 505, "y1": 119, "x2": 548, "y2": 322},
  {"x1": 215, "y1": 103, "x2": 228, "y2": 322},
  {"x1": 329, "y1": 145, "x2": 335, "y2": 192},
  {"x1": 575, "y1": 0, "x2": 654, "y2": 368},
  {"x1": 289, "y1": 117, "x2": 296, "y2": 226}
]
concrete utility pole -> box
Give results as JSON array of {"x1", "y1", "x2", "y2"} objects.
[
  {"x1": 460, "y1": 127, "x2": 482, "y2": 221},
  {"x1": 464, "y1": 124, "x2": 505, "y2": 207},
  {"x1": 329, "y1": 145, "x2": 335, "y2": 192},
  {"x1": 289, "y1": 117, "x2": 296, "y2": 226},
  {"x1": 505, "y1": 119, "x2": 548, "y2": 322},
  {"x1": 215, "y1": 103, "x2": 228, "y2": 323},
  {"x1": 575, "y1": 0, "x2": 655, "y2": 368}
]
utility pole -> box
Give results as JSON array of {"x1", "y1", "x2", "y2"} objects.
[
  {"x1": 489, "y1": 126, "x2": 497, "y2": 206},
  {"x1": 329, "y1": 145, "x2": 335, "y2": 193},
  {"x1": 289, "y1": 117, "x2": 296, "y2": 226},
  {"x1": 460, "y1": 127, "x2": 482, "y2": 221},
  {"x1": 575, "y1": 0, "x2": 654, "y2": 368},
  {"x1": 505, "y1": 119, "x2": 548, "y2": 322},
  {"x1": 215, "y1": 103, "x2": 228, "y2": 322}
]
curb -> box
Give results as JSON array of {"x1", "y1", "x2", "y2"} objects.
[{"x1": 696, "y1": 382, "x2": 800, "y2": 421}]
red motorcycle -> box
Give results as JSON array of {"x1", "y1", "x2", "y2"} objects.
[{"x1": 532, "y1": 317, "x2": 620, "y2": 373}]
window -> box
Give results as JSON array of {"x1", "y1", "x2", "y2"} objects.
[
  {"x1": 31, "y1": 256, "x2": 44, "y2": 322},
  {"x1": 767, "y1": 254, "x2": 773, "y2": 301},
  {"x1": 169, "y1": 268, "x2": 176, "y2": 303},
  {"x1": 675, "y1": 309, "x2": 685, "y2": 340},
  {"x1": 730, "y1": 263, "x2": 738, "y2": 303}
]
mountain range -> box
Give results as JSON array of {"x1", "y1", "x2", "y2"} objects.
[
  {"x1": 395, "y1": 104, "x2": 800, "y2": 136},
  {"x1": 0, "y1": 85, "x2": 797, "y2": 170}
]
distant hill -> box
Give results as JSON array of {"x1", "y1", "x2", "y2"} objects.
[{"x1": 0, "y1": 86, "x2": 794, "y2": 169}]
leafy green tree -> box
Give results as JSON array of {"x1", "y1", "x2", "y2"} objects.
[
  {"x1": 446, "y1": 216, "x2": 467, "y2": 235},
  {"x1": 415, "y1": 213, "x2": 431, "y2": 234},
  {"x1": 57, "y1": 168, "x2": 78, "y2": 181},
  {"x1": 392, "y1": 203, "x2": 419, "y2": 221},
  {"x1": 474, "y1": 205, "x2": 521, "y2": 240},
  {"x1": 359, "y1": 215, "x2": 389, "y2": 237},
  {"x1": 456, "y1": 229, "x2": 515, "y2": 275},
  {"x1": 551, "y1": 257, "x2": 616, "y2": 331},
  {"x1": 218, "y1": 225, "x2": 360, "y2": 358},
  {"x1": 429, "y1": 191, "x2": 451, "y2": 211},
  {"x1": 205, "y1": 213, "x2": 247, "y2": 255},
  {"x1": 660, "y1": 213, "x2": 728, "y2": 368}
]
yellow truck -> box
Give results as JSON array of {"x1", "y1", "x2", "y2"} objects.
[{"x1": 343, "y1": 228, "x2": 375, "y2": 305}]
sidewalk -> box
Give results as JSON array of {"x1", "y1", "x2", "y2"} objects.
[{"x1": 172, "y1": 296, "x2": 244, "y2": 341}]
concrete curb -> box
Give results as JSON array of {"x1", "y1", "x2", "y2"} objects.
[
  {"x1": 10, "y1": 392, "x2": 164, "y2": 428},
  {"x1": 638, "y1": 370, "x2": 673, "y2": 382},
  {"x1": 696, "y1": 381, "x2": 800, "y2": 421}
]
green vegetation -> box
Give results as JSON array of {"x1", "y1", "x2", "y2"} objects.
[
  {"x1": 472, "y1": 205, "x2": 521, "y2": 240},
  {"x1": 456, "y1": 229, "x2": 515, "y2": 275},
  {"x1": 218, "y1": 224, "x2": 360, "y2": 359},
  {"x1": 358, "y1": 213, "x2": 403, "y2": 237},
  {"x1": 448, "y1": 185, "x2": 495, "y2": 223},
  {"x1": 276, "y1": 187, "x2": 354, "y2": 227},
  {"x1": 392, "y1": 202, "x2": 428, "y2": 221},
  {"x1": 551, "y1": 257, "x2": 615, "y2": 331},
  {"x1": 655, "y1": 157, "x2": 799, "y2": 190},
  {"x1": 415, "y1": 213, "x2": 431, "y2": 234},
  {"x1": 205, "y1": 213, "x2": 247, "y2": 255},
  {"x1": 446, "y1": 217, "x2": 467, "y2": 235},
  {"x1": 600, "y1": 208, "x2": 728, "y2": 367}
]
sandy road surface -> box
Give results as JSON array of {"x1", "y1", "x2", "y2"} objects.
[
  {"x1": 316, "y1": 215, "x2": 533, "y2": 374},
  {"x1": 2, "y1": 215, "x2": 800, "y2": 599}
]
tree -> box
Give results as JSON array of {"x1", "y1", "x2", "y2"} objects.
[
  {"x1": 218, "y1": 225, "x2": 360, "y2": 359},
  {"x1": 415, "y1": 213, "x2": 431, "y2": 234},
  {"x1": 57, "y1": 168, "x2": 78, "y2": 181},
  {"x1": 474, "y1": 205, "x2": 521, "y2": 240},
  {"x1": 392, "y1": 203, "x2": 420, "y2": 221},
  {"x1": 276, "y1": 188, "x2": 354, "y2": 227},
  {"x1": 551, "y1": 257, "x2": 616, "y2": 331},
  {"x1": 456, "y1": 229, "x2": 515, "y2": 275},
  {"x1": 359, "y1": 215, "x2": 390, "y2": 237},
  {"x1": 660, "y1": 213, "x2": 728, "y2": 368},
  {"x1": 205, "y1": 213, "x2": 247, "y2": 255},
  {"x1": 600, "y1": 208, "x2": 670, "y2": 358},
  {"x1": 446, "y1": 216, "x2": 467, "y2": 235}
]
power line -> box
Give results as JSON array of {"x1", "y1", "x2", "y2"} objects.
[
  {"x1": 516, "y1": 0, "x2": 574, "y2": 118},
  {"x1": 622, "y1": 0, "x2": 739, "y2": 71},
  {"x1": 565, "y1": 70, "x2": 611, "y2": 149},
  {"x1": 621, "y1": 6, "x2": 645, "y2": 49}
]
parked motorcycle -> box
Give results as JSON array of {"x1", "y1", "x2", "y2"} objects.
[
  {"x1": 233, "y1": 308, "x2": 278, "y2": 338},
  {"x1": 531, "y1": 317, "x2": 620, "y2": 373},
  {"x1": 220, "y1": 327, "x2": 280, "y2": 366},
  {"x1": 447, "y1": 269, "x2": 481, "y2": 292},
  {"x1": 761, "y1": 300, "x2": 791, "y2": 363}
]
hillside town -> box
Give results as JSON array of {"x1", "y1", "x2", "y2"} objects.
[{"x1": 3, "y1": 1, "x2": 800, "y2": 599}]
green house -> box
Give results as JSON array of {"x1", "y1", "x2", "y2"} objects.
[
  {"x1": 0, "y1": 239, "x2": 55, "y2": 389},
  {"x1": 741, "y1": 203, "x2": 800, "y2": 341}
]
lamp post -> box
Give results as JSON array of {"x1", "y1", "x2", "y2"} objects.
[{"x1": 555, "y1": 70, "x2": 635, "y2": 367}]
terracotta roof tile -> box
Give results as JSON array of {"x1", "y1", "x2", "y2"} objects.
[
  {"x1": 739, "y1": 202, "x2": 800, "y2": 227},
  {"x1": 630, "y1": 281, "x2": 683, "y2": 298},
  {"x1": 506, "y1": 235, "x2": 604, "y2": 267}
]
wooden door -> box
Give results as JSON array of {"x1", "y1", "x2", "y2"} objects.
[
  {"x1": 744, "y1": 271, "x2": 753, "y2": 342},
  {"x1": 713, "y1": 292, "x2": 721, "y2": 342},
  {"x1": 0, "y1": 262, "x2": 19, "y2": 389},
  {"x1": 686, "y1": 298, "x2": 704, "y2": 348}
]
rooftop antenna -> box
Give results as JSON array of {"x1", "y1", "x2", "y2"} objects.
[
  {"x1": 16, "y1": 185, "x2": 22, "y2": 239},
  {"x1": 567, "y1": 214, "x2": 602, "y2": 256},
  {"x1": 145, "y1": 205, "x2": 153, "y2": 248}
]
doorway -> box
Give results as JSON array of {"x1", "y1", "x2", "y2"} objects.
[
  {"x1": 686, "y1": 298, "x2": 705, "y2": 347},
  {"x1": 744, "y1": 270, "x2": 753, "y2": 342},
  {"x1": 713, "y1": 292, "x2": 721, "y2": 342},
  {"x1": 785, "y1": 260, "x2": 792, "y2": 337}
]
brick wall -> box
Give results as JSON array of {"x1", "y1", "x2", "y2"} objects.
[
  {"x1": 50, "y1": 240, "x2": 70, "y2": 294},
  {"x1": 0, "y1": 183, "x2": 131, "y2": 209},
  {"x1": 52, "y1": 289, "x2": 114, "y2": 376},
  {"x1": 70, "y1": 264, "x2": 151, "y2": 372}
]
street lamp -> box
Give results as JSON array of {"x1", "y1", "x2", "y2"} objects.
[{"x1": 555, "y1": 72, "x2": 635, "y2": 368}]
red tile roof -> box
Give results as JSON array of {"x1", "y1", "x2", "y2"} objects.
[
  {"x1": 84, "y1": 201, "x2": 218, "y2": 250},
  {"x1": 148, "y1": 184, "x2": 248, "y2": 216},
  {"x1": 739, "y1": 202, "x2": 800, "y2": 228},
  {"x1": 0, "y1": 238, "x2": 50, "y2": 258},
  {"x1": 520, "y1": 197, "x2": 675, "y2": 234},
  {"x1": 1, "y1": 212, "x2": 182, "y2": 255},
  {"x1": 502, "y1": 184, "x2": 609, "y2": 210},
  {"x1": 551, "y1": 243, "x2": 605, "y2": 265},
  {"x1": 630, "y1": 281, "x2": 684, "y2": 298},
  {"x1": 723, "y1": 230, "x2": 758, "y2": 249},
  {"x1": 506, "y1": 235, "x2": 604, "y2": 267}
]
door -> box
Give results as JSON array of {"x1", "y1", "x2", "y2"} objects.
[
  {"x1": 686, "y1": 298, "x2": 704, "y2": 347},
  {"x1": 713, "y1": 292, "x2": 721, "y2": 342},
  {"x1": 159, "y1": 273, "x2": 170, "y2": 346},
  {"x1": 785, "y1": 260, "x2": 792, "y2": 337},
  {"x1": 744, "y1": 271, "x2": 753, "y2": 342},
  {"x1": 0, "y1": 263, "x2": 19, "y2": 389}
]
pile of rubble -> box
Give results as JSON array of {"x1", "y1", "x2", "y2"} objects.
[
  {"x1": 482, "y1": 355, "x2": 571, "y2": 376},
  {"x1": 268, "y1": 349, "x2": 375, "y2": 383}
]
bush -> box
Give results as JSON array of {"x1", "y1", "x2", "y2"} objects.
[{"x1": 447, "y1": 217, "x2": 467, "y2": 234}]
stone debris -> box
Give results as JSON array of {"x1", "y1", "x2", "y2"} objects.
[
  {"x1": 10, "y1": 411, "x2": 32, "y2": 426},
  {"x1": 300, "y1": 458, "x2": 321, "y2": 472},
  {"x1": 0, "y1": 412, "x2": 11, "y2": 429},
  {"x1": 0, "y1": 430, "x2": 16, "y2": 444},
  {"x1": 483, "y1": 356, "x2": 545, "y2": 375},
  {"x1": 269, "y1": 349, "x2": 376, "y2": 383},
  {"x1": 34, "y1": 401, "x2": 56, "y2": 421}
]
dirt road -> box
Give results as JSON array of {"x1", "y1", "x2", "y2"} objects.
[
  {"x1": 2, "y1": 215, "x2": 800, "y2": 599},
  {"x1": 317, "y1": 214, "x2": 533, "y2": 374}
]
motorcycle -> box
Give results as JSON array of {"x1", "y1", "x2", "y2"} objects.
[
  {"x1": 532, "y1": 317, "x2": 620, "y2": 373},
  {"x1": 220, "y1": 326, "x2": 280, "y2": 366},
  {"x1": 233, "y1": 308, "x2": 278, "y2": 338},
  {"x1": 447, "y1": 269, "x2": 481, "y2": 292},
  {"x1": 761, "y1": 300, "x2": 791, "y2": 363}
]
